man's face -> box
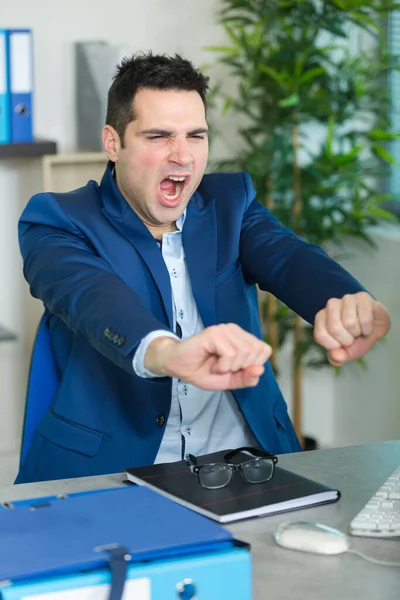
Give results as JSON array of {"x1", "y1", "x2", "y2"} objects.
[{"x1": 104, "y1": 88, "x2": 209, "y2": 231}]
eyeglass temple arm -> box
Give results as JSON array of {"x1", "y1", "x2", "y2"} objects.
[
  {"x1": 186, "y1": 453, "x2": 198, "y2": 466},
  {"x1": 224, "y1": 446, "x2": 276, "y2": 461}
]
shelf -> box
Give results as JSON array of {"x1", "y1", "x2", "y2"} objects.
[
  {"x1": 0, "y1": 139, "x2": 57, "y2": 159},
  {"x1": 42, "y1": 152, "x2": 107, "y2": 192},
  {"x1": 0, "y1": 326, "x2": 17, "y2": 343}
]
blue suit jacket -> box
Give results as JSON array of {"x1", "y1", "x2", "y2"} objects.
[{"x1": 16, "y1": 165, "x2": 364, "y2": 483}]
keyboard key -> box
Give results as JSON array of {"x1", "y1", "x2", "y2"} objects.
[
  {"x1": 381, "y1": 500, "x2": 395, "y2": 509},
  {"x1": 389, "y1": 486, "x2": 400, "y2": 500}
]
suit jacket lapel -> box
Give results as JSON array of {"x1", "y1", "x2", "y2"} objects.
[
  {"x1": 100, "y1": 164, "x2": 174, "y2": 329},
  {"x1": 183, "y1": 192, "x2": 217, "y2": 328},
  {"x1": 99, "y1": 163, "x2": 217, "y2": 331}
]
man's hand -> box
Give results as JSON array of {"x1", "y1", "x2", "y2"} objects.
[
  {"x1": 144, "y1": 323, "x2": 272, "y2": 390},
  {"x1": 314, "y1": 292, "x2": 391, "y2": 366}
]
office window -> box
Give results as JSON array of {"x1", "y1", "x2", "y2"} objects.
[{"x1": 388, "y1": 10, "x2": 400, "y2": 203}]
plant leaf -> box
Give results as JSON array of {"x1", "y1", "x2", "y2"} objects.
[
  {"x1": 205, "y1": 45, "x2": 238, "y2": 54},
  {"x1": 367, "y1": 207, "x2": 398, "y2": 221},
  {"x1": 278, "y1": 93, "x2": 299, "y2": 107},
  {"x1": 259, "y1": 64, "x2": 288, "y2": 87},
  {"x1": 372, "y1": 144, "x2": 398, "y2": 165},
  {"x1": 299, "y1": 67, "x2": 326, "y2": 85},
  {"x1": 369, "y1": 129, "x2": 400, "y2": 141},
  {"x1": 222, "y1": 97, "x2": 233, "y2": 115}
]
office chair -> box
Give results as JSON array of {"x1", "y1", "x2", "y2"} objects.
[{"x1": 19, "y1": 314, "x2": 60, "y2": 468}]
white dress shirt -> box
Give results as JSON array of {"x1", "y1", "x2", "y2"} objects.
[{"x1": 132, "y1": 212, "x2": 257, "y2": 462}]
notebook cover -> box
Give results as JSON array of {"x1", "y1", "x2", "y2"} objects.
[
  {"x1": 125, "y1": 450, "x2": 341, "y2": 523},
  {"x1": 0, "y1": 486, "x2": 233, "y2": 583}
]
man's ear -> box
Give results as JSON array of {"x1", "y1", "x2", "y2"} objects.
[{"x1": 102, "y1": 125, "x2": 121, "y2": 162}]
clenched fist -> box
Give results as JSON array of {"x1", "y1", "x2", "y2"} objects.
[
  {"x1": 144, "y1": 323, "x2": 272, "y2": 390},
  {"x1": 314, "y1": 292, "x2": 391, "y2": 366}
]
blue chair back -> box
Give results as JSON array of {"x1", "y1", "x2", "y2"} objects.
[{"x1": 20, "y1": 315, "x2": 60, "y2": 467}]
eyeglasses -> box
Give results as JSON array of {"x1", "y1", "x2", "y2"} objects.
[{"x1": 186, "y1": 446, "x2": 278, "y2": 490}]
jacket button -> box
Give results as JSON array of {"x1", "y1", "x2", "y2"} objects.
[{"x1": 156, "y1": 414, "x2": 165, "y2": 427}]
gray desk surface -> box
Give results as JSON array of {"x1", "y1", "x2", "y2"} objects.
[{"x1": 1, "y1": 441, "x2": 400, "y2": 599}]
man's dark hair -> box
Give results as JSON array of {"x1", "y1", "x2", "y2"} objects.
[{"x1": 105, "y1": 52, "x2": 210, "y2": 146}]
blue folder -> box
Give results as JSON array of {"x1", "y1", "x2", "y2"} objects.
[
  {"x1": 0, "y1": 486, "x2": 237, "y2": 583},
  {"x1": 0, "y1": 486, "x2": 251, "y2": 599},
  {"x1": 1, "y1": 547, "x2": 251, "y2": 600},
  {"x1": 0, "y1": 29, "x2": 11, "y2": 144},
  {"x1": 8, "y1": 29, "x2": 33, "y2": 143}
]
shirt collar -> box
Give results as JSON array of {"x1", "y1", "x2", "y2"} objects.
[{"x1": 175, "y1": 210, "x2": 186, "y2": 231}]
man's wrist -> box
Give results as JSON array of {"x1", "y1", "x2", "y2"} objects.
[{"x1": 144, "y1": 336, "x2": 180, "y2": 376}]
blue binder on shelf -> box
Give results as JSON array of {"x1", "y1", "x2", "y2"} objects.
[
  {"x1": 0, "y1": 29, "x2": 11, "y2": 144},
  {"x1": 8, "y1": 28, "x2": 33, "y2": 143},
  {"x1": 0, "y1": 486, "x2": 251, "y2": 600}
]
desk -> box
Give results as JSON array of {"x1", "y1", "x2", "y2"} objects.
[{"x1": 1, "y1": 441, "x2": 399, "y2": 599}]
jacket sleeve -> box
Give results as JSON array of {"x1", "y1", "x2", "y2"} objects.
[
  {"x1": 19, "y1": 192, "x2": 171, "y2": 374},
  {"x1": 239, "y1": 172, "x2": 367, "y2": 324}
]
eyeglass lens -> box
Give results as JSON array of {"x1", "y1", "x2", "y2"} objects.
[
  {"x1": 198, "y1": 464, "x2": 233, "y2": 489},
  {"x1": 242, "y1": 458, "x2": 274, "y2": 483}
]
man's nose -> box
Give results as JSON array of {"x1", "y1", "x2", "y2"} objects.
[{"x1": 169, "y1": 139, "x2": 192, "y2": 166}]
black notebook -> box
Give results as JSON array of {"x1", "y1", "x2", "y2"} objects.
[{"x1": 125, "y1": 450, "x2": 340, "y2": 524}]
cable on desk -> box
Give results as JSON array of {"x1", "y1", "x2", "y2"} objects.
[{"x1": 348, "y1": 548, "x2": 400, "y2": 568}]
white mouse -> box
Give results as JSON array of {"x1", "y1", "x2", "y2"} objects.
[{"x1": 273, "y1": 521, "x2": 350, "y2": 555}]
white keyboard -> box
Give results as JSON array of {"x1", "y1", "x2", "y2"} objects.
[{"x1": 350, "y1": 465, "x2": 400, "y2": 538}]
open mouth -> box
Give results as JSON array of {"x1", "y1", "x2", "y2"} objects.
[{"x1": 159, "y1": 176, "x2": 188, "y2": 206}]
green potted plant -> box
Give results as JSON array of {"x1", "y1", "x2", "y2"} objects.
[{"x1": 207, "y1": 0, "x2": 400, "y2": 446}]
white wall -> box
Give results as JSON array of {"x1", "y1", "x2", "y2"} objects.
[{"x1": 333, "y1": 227, "x2": 400, "y2": 446}]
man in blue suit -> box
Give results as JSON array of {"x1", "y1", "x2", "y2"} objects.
[{"x1": 16, "y1": 53, "x2": 390, "y2": 483}]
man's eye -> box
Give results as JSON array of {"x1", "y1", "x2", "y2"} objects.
[
  {"x1": 148, "y1": 135, "x2": 164, "y2": 140},
  {"x1": 190, "y1": 135, "x2": 205, "y2": 140}
]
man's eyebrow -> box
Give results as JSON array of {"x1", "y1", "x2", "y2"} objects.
[
  {"x1": 137, "y1": 128, "x2": 209, "y2": 136},
  {"x1": 188, "y1": 128, "x2": 209, "y2": 135},
  {"x1": 138, "y1": 129, "x2": 173, "y2": 136}
]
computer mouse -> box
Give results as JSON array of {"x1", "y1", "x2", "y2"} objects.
[{"x1": 273, "y1": 521, "x2": 350, "y2": 555}]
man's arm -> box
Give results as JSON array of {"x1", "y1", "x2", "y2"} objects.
[
  {"x1": 19, "y1": 192, "x2": 171, "y2": 374},
  {"x1": 239, "y1": 172, "x2": 367, "y2": 323},
  {"x1": 239, "y1": 173, "x2": 390, "y2": 364}
]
